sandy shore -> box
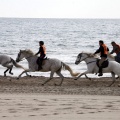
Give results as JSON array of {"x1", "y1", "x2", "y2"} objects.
[
  {"x1": 0, "y1": 94, "x2": 120, "y2": 120},
  {"x1": 0, "y1": 75, "x2": 120, "y2": 120}
]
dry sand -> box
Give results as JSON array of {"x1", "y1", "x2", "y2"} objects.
[{"x1": 0, "y1": 75, "x2": 120, "y2": 120}]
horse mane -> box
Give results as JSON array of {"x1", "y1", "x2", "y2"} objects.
[
  {"x1": 82, "y1": 52, "x2": 115, "y2": 60},
  {"x1": 24, "y1": 49, "x2": 35, "y2": 56},
  {"x1": 82, "y1": 52, "x2": 100, "y2": 58}
]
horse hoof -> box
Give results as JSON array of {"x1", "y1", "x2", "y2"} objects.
[
  {"x1": 74, "y1": 78, "x2": 77, "y2": 80},
  {"x1": 17, "y1": 78, "x2": 19, "y2": 80},
  {"x1": 10, "y1": 72, "x2": 13, "y2": 75},
  {"x1": 118, "y1": 84, "x2": 120, "y2": 87},
  {"x1": 41, "y1": 84, "x2": 44, "y2": 86},
  {"x1": 54, "y1": 84, "x2": 59, "y2": 86},
  {"x1": 55, "y1": 83, "x2": 61, "y2": 86},
  {"x1": 89, "y1": 78, "x2": 91, "y2": 81}
]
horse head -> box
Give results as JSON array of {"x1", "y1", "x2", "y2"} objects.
[
  {"x1": 75, "y1": 52, "x2": 98, "y2": 65},
  {"x1": 75, "y1": 53, "x2": 82, "y2": 64},
  {"x1": 16, "y1": 49, "x2": 34, "y2": 62},
  {"x1": 75, "y1": 52, "x2": 88, "y2": 64}
]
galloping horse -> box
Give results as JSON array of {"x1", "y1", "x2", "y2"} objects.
[
  {"x1": 0, "y1": 55, "x2": 25, "y2": 76},
  {"x1": 75, "y1": 52, "x2": 120, "y2": 86},
  {"x1": 16, "y1": 49, "x2": 79, "y2": 86}
]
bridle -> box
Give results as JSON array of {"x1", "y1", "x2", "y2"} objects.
[
  {"x1": 76, "y1": 53, "x2": 89, "y2": 62},
  {"x1": 77, "y1": 53, "x2": 96, "y2": 64},
  {"x1": 17, "y1": 52, "x2": 33, "y2": 62}
]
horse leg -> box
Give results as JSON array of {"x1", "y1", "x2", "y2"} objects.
[
  {"x1": 17, "y1": 69, "x2": 29, "y2": 79},
  {"x1": 42, "y1": 71, "x2": 54, "y2": 86},
  {"x1": 25, "y1": 72, "x2": 31, "y2": 77},
  {"x1": 85, "y1": 74, "x2": 91, "y2": 80},
  {"x1": 74, "y1": 71, "x2": 89, "y2": 80},
  {"x1": 4, "y1": 68, "x2": 9, "y2": 77},
  {"x1": 56, "y1": 70, "x2": 64, "y2": 86},
  {"x1": 108, "y1": 72, "x2": 116, "y2": 87},
  {"x1": 9, "y1": 65, "x2": 13, "y2": 75},
  {"x1": 3, "y1": 64, "x2": 13, "y2": 76}
]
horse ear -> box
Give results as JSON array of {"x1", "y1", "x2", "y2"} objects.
[{"x1": 20, "y1": 50, "x2": 24, "y2": 52}]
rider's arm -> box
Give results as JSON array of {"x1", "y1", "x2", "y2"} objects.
[
  {"x1": 35, "y1": 48, "x2": 41, "y2": 55},
  {"x1": 110, "y1": 46, "x2": 117, "y2": 54},
  {"x1": 35, "y1": 52, "x2": 39, "y2": 55},
  {"x1": 94, "y1": 46, "x2": 101, "y2": 54}
]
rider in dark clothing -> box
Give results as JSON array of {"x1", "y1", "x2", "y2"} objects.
[
  {"x1": 35, "y1": 41, "x2": 46, "y2": 70},
  {"x1": 94, "y1": 40, "x2": 109, "y2": 76},
  {"x1": 110, "y1": 41, "x2": 120, "y2": 63},
  {"x1": 94, "y1": 44, "x2": 109, "y2": 58}
]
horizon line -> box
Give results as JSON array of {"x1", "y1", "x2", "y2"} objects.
[{"x1": 0, "y1": 17, "x2": 120, "y2": 19}]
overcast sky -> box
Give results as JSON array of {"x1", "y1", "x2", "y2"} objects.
[{"x1": 0, "y1": 0, "x2": 120, "y2": 18}]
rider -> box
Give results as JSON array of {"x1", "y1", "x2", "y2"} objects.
[
  {"x1": 35, "y1": 41, "x2": 46, "y2": 70},
  {"x1": 110, "y1": 41, "x2": 120, "y2": 63},
  {"x1": 93, "y1": 40, "x2": 109, "y2": 76}
]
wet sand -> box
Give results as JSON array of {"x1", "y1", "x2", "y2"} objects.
[{"x1": 0, "y1": 76, "x2": 120, "y2": 95}]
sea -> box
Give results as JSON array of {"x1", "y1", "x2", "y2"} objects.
[{"x1": 0, "y1": 18, "x2": 120, "y2": 78}]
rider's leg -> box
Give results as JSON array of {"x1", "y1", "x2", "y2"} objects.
[
  {"x1": 98, "y1": 57, "x2": 106, "y2": 76},
  {"x1": 115, "y1": 52, "x2": 120, "y2": 63},
  {"x1": 38, "y1": 57, "x2": 43, "y2": 70}
]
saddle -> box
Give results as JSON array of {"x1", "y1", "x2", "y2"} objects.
[
  {"x1": 42, "y1": 57, "x2": 48, "y2": 65},
  {"x1": 96, "y1": 59, "x2": 109, "y2": 68},
  {"x1": 36, "y1": 57, "x2": 48, "y2": 65}
]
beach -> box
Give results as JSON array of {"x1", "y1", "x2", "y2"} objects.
[
  {"x1": 0, "y1": 75, "x2": 120, "y2": 120},
  {"x1": 0, "y1": 18, "x2": 120, "y2": 120}
]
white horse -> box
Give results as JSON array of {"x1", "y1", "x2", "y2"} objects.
[
  {"x1": 75, "y1": 52, "x2": 120, "y2": 86},
  {"x1": 0, "y1": 55, "x2": 25, "y2": 76},
  {"x1": 107, "y1": 53, "x2": 116, "y2": 61},
  {"x1": 16, "y1": 49, "x2": 79, "y2": 86}
]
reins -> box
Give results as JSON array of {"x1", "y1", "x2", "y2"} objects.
[
  {"x1": 86, "y1": 60, "x2": 96, "y2": 64},
  {"x1": 18, "y1": 56, "x2": 33, "y2": 62},
  {"x1": 81, "y1": 56, "x2": 89, "y2": 61}
]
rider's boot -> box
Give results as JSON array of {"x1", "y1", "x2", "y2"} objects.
[
  {"x1": 98, "y1": 66, "x2": 103, "y2": 76},
  {"x1": 38, "y1": 61, "x2": 42, "y2": 71}
]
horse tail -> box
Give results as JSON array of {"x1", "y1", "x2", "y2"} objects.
[
  {"x1": 62, "y1": 62, "x2": 80, "y2": 76},
  {"x1": 11, "y1": 58, "x2": 26, "y2": 70}
]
